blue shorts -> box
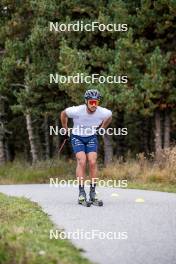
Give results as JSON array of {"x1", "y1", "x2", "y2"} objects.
[{"x1": 70, "y1": 134, "x2": 98, "y2": 154}]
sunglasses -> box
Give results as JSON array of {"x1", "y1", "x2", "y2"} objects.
[{"x1": 88, "y1": 99, "x2": 99, "y2": 106}]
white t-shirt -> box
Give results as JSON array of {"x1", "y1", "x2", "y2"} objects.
[{"x1": 65, "y1": 104, "x2": 112, "y2": 136}]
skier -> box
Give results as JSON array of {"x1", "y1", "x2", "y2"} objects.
[{"x1": 60, "y1": 89, "x2": 112, "y2": 206}]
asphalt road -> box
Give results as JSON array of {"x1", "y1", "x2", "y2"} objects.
[{"x1": 0, "y1": 184, "x2": 176, "y2": 264}]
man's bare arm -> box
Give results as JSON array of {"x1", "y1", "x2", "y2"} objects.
[
  {"x1": 60, "y1": 110, "x2": 68, "y2": 130},
  {"x1": 100, "y1": 116, "x2": 112, "y2": 129}
]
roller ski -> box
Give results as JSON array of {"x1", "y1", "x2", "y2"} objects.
[
  {"x1": 89, "y1": 186, "x2": 103, "y2": 206},
  {"x1": 78, "y1": 188, "x2": 91, "y2": 207}
]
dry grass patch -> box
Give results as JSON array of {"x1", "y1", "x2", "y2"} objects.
[{"x1": 100, "y1": 147, "x2": 176, "y2": 185}]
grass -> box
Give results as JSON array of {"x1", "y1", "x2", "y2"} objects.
[
  {"x1": 0, "y1": 158, "x2": 76, "y2": 184},
  {"x1": 0, "y1": 192, "x2": 92, "y2": 264},
  {"x1": 127, "y1": 182, "x2": 176, "y2": 193},
  {"x1": 0, "y1": 147, "x2": 176, "y2": 193},
  {"x1": 1, "y1": 150, "x2": 175, "y2": 264},
  {"x1": 100, "y1": 147, "x2": 176, "y2": 193}
]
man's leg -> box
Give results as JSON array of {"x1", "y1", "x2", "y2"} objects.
[
  {"x1": 87, "y1": 152, "x2": 98, "y2": 201},
  {"x1": 71, "y1": 135, "x2": 86, "y2": 186},
  {"x1": 87, "y1": 152, "x2": 103, "y2": 205},
  {"x1": 85, "y1": 135, "x2": 99, "y2": 201},
  {"x1": 71, "y1": 135, "x2": 91, "y2": 204},
  {"x1": 76, "y1": 151, "x2": 87, "y2": 186},
  {"x1": 87, "y1": 152, "x2": 98, "y2": 184},
  {"x1": 75, "y1": 151, "x2": 88, "y2": 203}
]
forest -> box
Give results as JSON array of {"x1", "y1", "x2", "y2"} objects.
[{"x1": 0, "y1": 0, "x2": 176, "y2": 169}]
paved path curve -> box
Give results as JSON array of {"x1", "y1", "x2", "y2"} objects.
[{"x1": 0, "y1": 184, "x2": 176, "y2": 264}]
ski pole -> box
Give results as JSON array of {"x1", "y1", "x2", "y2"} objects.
[
  {"x1": 58, "y1": 138, "x2": 68, "y2": 155},
  {"x1": 49, "y1": 138, "x2": 68, "y2": 168}
]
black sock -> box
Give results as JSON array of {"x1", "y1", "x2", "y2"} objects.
[
  {"x1": 90, "y1": 183, "x2": 96, "y2": 191},
  {"x1": 79, "y1": 184, "x2": 85, "y2": 192}
]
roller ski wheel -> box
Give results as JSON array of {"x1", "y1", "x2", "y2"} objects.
[
  {"x1": 78, "y1": 191, "x2": 91, "y2": 207},
  {"x1": 78, "y1": 199, "x2": 92, "y2": 207},
  {"x1": 90, "y1": 199, "x2": 103, "y2": 206},
  {"x1": 89, "y1": 189, "x2": 103, "y2": 206}
]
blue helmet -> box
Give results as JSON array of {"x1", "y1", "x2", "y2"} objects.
[{"x1": 84, "y1": 89, "x2": 101, "y2": 100}]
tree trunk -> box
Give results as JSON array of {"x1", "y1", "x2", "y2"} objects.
[
  {"x1": 115, "y1": 111, "x2": 125, "y2": 158},
  {"x1": 154, "y1": 109, "x2": 162, "y2": 160},
  {"x1": 164, "y1": 109, "x2": 170, "y2": 148},
  {"x1": 0, "y1": 96, "x2": 6, "y2": 165},
  {"x1": 0, "y1": 135, "x2": 5, "y2": 165},
  {"x1": 148, "y1": 117, "x2": 153, "y2": 153},
  {"x1": 44, "y1": 114, "x2": 50, "y2": 159},
  {"x1": 53, "y1": 118, "x2": 61, "y2": 157},
  {"x1": 4, "y1": 140, "x2": 10, "y2": 162},
  {"x1": 24, "y1": 74, "x2": 40, "y2": 163},
  {"x1": 103, "y1": 134, "x2": 113, "y2": 166},
  {"x1": 24, "y1": 143, "x2": 30, "y2": 162},
  {"x1": 141, "y1": 117, "x2": 152, "y2": 155},
  {"x1": 26, "y1": 113, "x2": 39, "y2": 163}
]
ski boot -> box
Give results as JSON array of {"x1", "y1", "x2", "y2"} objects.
[
  {"x1": 89, "y1": 186, "x2": 103, "y2": 206},
  {"x1": 78, "y1": 189, "x2": 91, "y2": 207}
]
